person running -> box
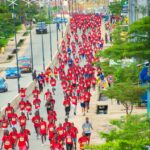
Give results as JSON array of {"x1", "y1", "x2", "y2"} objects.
[
  {"x1": 82, "y1": 117, "x2": 93, "y2": 143},
  {"x1": 70, "y1": 123, "x2": 78, "y2": 150},
  {"x1": 5, "y1": 103, "x2": 14, "y2": 125},
  {"x1": 44, "y1": 89, "x2": 52, "y2": 101},
  {"x1": 78, "y1": 132, "x2": 89, "y2": 150},
  {"x1": 19, "y1": 99, "x2": 26, "y2": 113},
  {"x1": 32, "y1": 111, "x2": 41, "y2": 139},
  {"x1": 1, "y1": 115, "x2": 9, "y2": 130},
  {"x1": 33, "y1": 96, "x2": 41, "y2": 111},
  {"x1": 0, "y1": 130, "x2": 13, "y2": 150},
  {"x1": 10, "y1": 127, "x2": 18, "y2": 150},
  {"x1": 65, "y1": 127, "x2": 73, "y2": 150},
  {"x1": 39, "y1": 117, "x2": 47, "y2": 145},
  {"x1": 25, "y1": 100, "x2": 32, "y2": 120},
  {"x1": 63, "y1": 96, "x2": 71, "y2": 118},
  {"x1": 18, "y1": 112, "x2": 27, "y2": 128},
  {"x1": 9, "y1": 109, "x2": 18, "y2": 128},
  {"x1": 50, "y1": 77, "x2": 56, "y2": 95},
  {"x1": 17, "y1": 128, "x2": 29, "y2": 150}
]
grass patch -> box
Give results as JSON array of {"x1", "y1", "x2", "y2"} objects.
[
  {"x1": 17, "y1": 39, "x2": 24, "y2": 47},
  {"x1": 7, "y1": 54, "x2": 14, "y2": 60},
  {"x1": 23, "y1": 31, "x2": 29, "y2": 36}
]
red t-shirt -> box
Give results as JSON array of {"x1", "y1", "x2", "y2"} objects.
[
  {"x1": 32, "y1": 115, "x2": 41, "y2": 127},
  {"x1": 19, "y1": 100, "x2": 26, "y2": 111},
  {"x1": 65, "y1": 132, "x2": 73, "y2": 144},
  {"x1": 10, "y1": 131, "x2": 18, "y2": 143},
  {"x1": 18, "y1": 133, "x2": 28, "y2": 147},
  {"x1": 45, "y1": 91, "x2": 52, "y2": 100},
  {"x1": 2, "y1": 135, "x2": 13, "y2": 149},
  {"x1": 10, "y1": 113, "x2": 18, "y2": 125},
  {"x1": 70, "y1": 126, "x2": 78, "y2": 138},
  {"x1": 63, "y1": 99, "x2": 70, "y2": 107},
  {"x1": 18, "y1": 115, "x2": 26, "y2": 127},
  {"x1": 5, "y1": 106, "x2": 14, "y2": 118},
  {"x1": 32, "y1": 89, "x2": 40, "y2": 98},
  {"x1": 51, "y1": 142, "x2": 63, "y2": 150},
  {"x1": 25, "y1": 102, "x2": 32, "y2": 112},
  {"x1": 56, "y1": 127, "x2": 65, "y2": 139},
  {"x1": 1, "y1": 119, "x2": 9, "y2": 129},
  {"x1": 78, "y1": 136, "x2": 89, "y2": 149},
  {"x1": 33, "y1": 98, "x2": 41, "y2": 109},
  {"x1": 20, "y1": 88, "x2": 26, "y2": 98},
  {"x1": 40, "y1": 121, "x2": 47, "y2": 135},
  {"x1": 63, "y1": 122, "x2": 71, "y2": 131},
  {"x1": 50, "y1": 78, "x2": 56, "y2": 86},
  {"x1": 48, "y1": 123, "x2": 56, "y2": 139}
]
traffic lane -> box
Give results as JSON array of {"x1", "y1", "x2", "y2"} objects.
[
  {"x1": 0, "y1": 73, "x2": 32, "y2": 108},
  {"x1": 0, "y1": 24, "x2": 64, "y2": 109},
  {"x1": 25, "y1": 24, "x2": 59, "y2": 72}
]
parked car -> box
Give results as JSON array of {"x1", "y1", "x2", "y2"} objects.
[
  {"x1": 5, "y1": 67, "x2": 21, "y2": 79},
  {"x1": 18, "y1": 56, "x2": 32, "y2": 73},
  {"x1": 52, "y1": 17, "x2": 68, "y2": 24},
  {"x1": 36, "y1": 22, "x2": 47, "y2": 34},
  {"x1": 0, "y1": 77, "x2": 8, "y2": 92}
]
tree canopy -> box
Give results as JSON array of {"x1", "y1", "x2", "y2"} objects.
[
  {"x1": 96, "y1": 17, "x2": 150, "y2": 61},
  {"x1": 84, "y1": 115, "x2": 150, "y2": 150}
]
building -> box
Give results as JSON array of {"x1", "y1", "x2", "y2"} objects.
[{"x1": 129, "y1": 0, "x2": 149, "y2": 24}]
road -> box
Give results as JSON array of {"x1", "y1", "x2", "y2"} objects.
[
  {"x1": 0, "y1": 22, "x2": 80, "y2": 150},
  {"x1": 0, "y1": 23, "x2": 66, "y2": 109}
]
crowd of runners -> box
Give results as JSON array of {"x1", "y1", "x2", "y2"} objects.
[{"x1": 0, "y1": 13, "x2": 105, "y2": 150}]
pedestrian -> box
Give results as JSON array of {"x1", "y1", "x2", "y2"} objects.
[
  {"x1": 18, "y1": 112, "x2": 27, "y2": 128},
  {"x1": 19, "y1": 99, "x2": 26, "y2": 113},
  {"x1": 78, "y1": 132, "x2": 89, "y2": 150},
  {"x1": 0, "y1": 130, "x2": 13, "y2": 150},
  {"x1": 65, "y1": 127, "x2": 73, "y2": 150},
  {"x1": 39, "y1": 117, "x2": 47, "y2": 145},
  {"x1": 82, "y1": 117, "x2": 93, "y2": 143},
  {"x1": 0, "y1": 115, "x2": 9, "y2": 130},
  {"x1": 70, "y1": 123, "x2": 78, "y2": 150},
  {"x1": 25, "y1": 100, "x2": 32, "y2": 120},
  {"x1": 5, "y1": 103, "x2": 14, "y2": 125},
  {"x1": 63, "y1": 96, "x2": 71, "y2": 118},
  {"x1": 32, "y1": 87, "x2": 40, "y2": 97},
  {"x1": 32, "y1": 70, "x2": 37, "y2": 81},
  {"x1": 32, "y1": 111, "x2": 41, "y2": 139},
  {"x1": 33, "y1": 96, "x2": 41, "y2": 110},
  {"x1": 50, "y1": 77, "x2": 56, "y2": 95},
  {"x1": 9, "y1": 109, "x2": 18, "y2": 128},
  {"x1": 18, "y1": 128, "x2": 29, "y2": 150},
  {"x1": 10, "y1": 127, "x2": 18, "y2": 149}
]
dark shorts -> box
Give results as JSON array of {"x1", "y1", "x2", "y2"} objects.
[
  {"x1": 80, "y1": 102, "x2": 85, "y2": 108},
  {"x1": 85, "y1": 133, "x2": 91, "y2": 136},
  {"x1": 65, "y1": 106, "x2": 70, "y2": 113}
]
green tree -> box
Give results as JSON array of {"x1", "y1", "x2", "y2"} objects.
[
  {"x1": 96, "y1": 17, "x2": 150, "y2": 61},
  {"x1": 102, "y1": 83, "x2": 146, "y2": 114},
  {"x1": 84, "y1": 115, "x2": 150, "y2": 150}
]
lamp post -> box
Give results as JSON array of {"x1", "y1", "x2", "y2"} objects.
[
  {"x1": 23, "y1": 0, "x2": 34, "y2": 71},
  {"x1": 41, "y1": 23, "x2": 45, "y2": 71},
  {"x1": 48, "y1": 0, "x2": 53, "y2": 61},
  {"x1": 60, "y1": 0, "x2": 64, "y2": 38},
  {"x1": 7, "y1": 0, "x2": 20, "y2": 93}
]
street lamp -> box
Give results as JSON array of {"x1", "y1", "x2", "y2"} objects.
[
  {"x1": 23, "y1": 0, "x2": 34, "y2": 72},
  {"x1": 48, "y1": 0, "x2": 53, "y2": 61},
  {"x1": 60, "y1": 0, "x2": 64, "y2": 38},
  {"x1": 7, "y1": 0, "x2": 20, "y2": 93}
]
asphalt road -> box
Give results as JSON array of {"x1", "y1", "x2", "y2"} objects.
[{"x1": 0, "y1": 24, "x2": 65, "y2": 109}]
